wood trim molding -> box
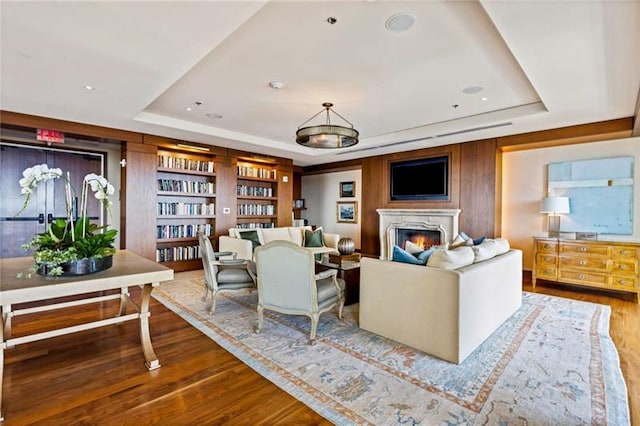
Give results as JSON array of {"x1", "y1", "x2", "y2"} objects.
[
  {"x1": 0, "y1": 110, "x2": 143, "y2": 143},
  {"x1": 497, "y1": 118, "x2": 633, "y2": 151},
  {"x1": 302, "y1": 158, "x2": 363, "y2": 175},
  {"x1": 633, "y1": 86, "x2": 640, "y2": 137}
]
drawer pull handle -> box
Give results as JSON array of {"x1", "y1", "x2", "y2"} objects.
[
  {"x1": 579, "y1": 260, "x2": 587, "y2": 266},
  {"x1": 579, "y1": 247, "x2": 587, "y2": 252},
  {"x1": 545, "y1": 257, "x2": 553, "y2": 262},
  {"x1": 620, "y1": 250, "x2": 629, "y2": 255},
  {"x1": 619, "y1": 280, "x2": 627, "y2": 285},
  {"x1": 543, "y1": 244, "x2": 550, "y2": 249},
  {"x1": 619, "y1": 264, "x2": 627, "y2": 270},
  {"x1": 578, "y1": 274, "x2": 586, "y2": 280}
]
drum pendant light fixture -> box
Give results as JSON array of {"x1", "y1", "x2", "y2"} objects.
[{"x1": 296, "y1": 102, "x2": 359, "y2": 149}]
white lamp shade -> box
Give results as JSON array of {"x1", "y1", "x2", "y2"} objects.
[{"x1": 540, "y1": 196, "x2": 570, "y2": 214}]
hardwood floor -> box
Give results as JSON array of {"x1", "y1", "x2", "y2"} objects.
[{"x1": 3, "y1": 272, "x2": 638, "y2": 425}]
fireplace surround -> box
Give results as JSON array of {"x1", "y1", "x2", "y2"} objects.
[{"x1": 377, "y1": 209, "x2": 461, "y2": 260}]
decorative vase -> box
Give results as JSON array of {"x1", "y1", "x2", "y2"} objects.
[
  {"x1": 337, "y1": 237, "x2": 356, "y2": 255},
  {"x1": 36, "y1": 255, "x2": 113, "y2": 277}
]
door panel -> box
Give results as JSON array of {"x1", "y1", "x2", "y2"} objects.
[
  {"x1": 0, "y1": 144, "x2": 103, "y2": 258},
  {"x1": 0, "y1": 146, "x2": 47, "y2": 258}
]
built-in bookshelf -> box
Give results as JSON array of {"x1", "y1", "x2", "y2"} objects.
[
  {"x1": 156, "y1": 150, "x2": 216, "y2": 271},
  {"x1": 236, "y1": 161, "x2": 278, "y2": 228}
]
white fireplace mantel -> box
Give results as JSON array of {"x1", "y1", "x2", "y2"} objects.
[{"x1": 377, "y1": 208, "x2": 461, "y2": 260}]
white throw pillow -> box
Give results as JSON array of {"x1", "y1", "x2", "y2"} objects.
[
  {"x1": 450, "y1": 233, "x2": 473, "y2": 248},
  {"x1": 404, "y1": 240, "x2": 424, "y2": 255},
  {"x1": 427, "y1": 246, "x2": 474, "y2": 270},
  {"x1": 472, "y1": 239, "x2": 498, "y2": 263}
]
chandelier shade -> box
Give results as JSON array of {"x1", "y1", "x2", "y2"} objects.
[{"x1": 296, "y1": 103, "x2": 359, "y2": 149}]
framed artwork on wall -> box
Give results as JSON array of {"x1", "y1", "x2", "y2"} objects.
[
  {"x1": 337, "y1": 201, "x2": 358, "y2": 223},
  {"x1": 339, "y1": 181, "x2": 355, "y2": 198}
]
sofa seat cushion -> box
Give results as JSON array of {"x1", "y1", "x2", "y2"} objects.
[
  {"x1": 217, "y1": 268, "x2": 254, "y2": 285},
  {"x1": 427, "y1": 246, "x2": 475, "y2": 269}
]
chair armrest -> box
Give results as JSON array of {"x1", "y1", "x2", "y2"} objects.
[
  {"x1": 219, "y1": 236, "x2": 253, "y2": 260},
  {"x1": 315, "y1": 269, "x2": 337, "y2": 280},
  {"x1": 213, "y1": 251, "x2": 237, "y2": 260}
]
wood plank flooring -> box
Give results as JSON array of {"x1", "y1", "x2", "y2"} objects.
[{"x1": 2, "y1": 271, "x2": 638, "y2": 425}]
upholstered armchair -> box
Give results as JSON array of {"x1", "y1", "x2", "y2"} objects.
[
  {"x1": 198, "y1": 233, "x2": 256, "y2": 314},
  {"x1": 254, "y1": 240, "x2": 345, "y2": 343}
]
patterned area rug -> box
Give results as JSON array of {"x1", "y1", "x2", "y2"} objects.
[{"x1": 152, "y1": 276, "x2": 629, "y2": 425}]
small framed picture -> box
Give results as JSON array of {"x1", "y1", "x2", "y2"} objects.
[
  {"x1": 337, "y1": 201, "x2": 358, "y2": 223},
  {"x1": 339, "y1": 181, "x2": 355, "y2": 198}
]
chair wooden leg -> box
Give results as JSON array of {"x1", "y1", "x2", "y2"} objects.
[
  {"x1": 256, "y1": 305, "x2": 264, "y2": 334},
  {"x1": 201, "y1": 285, "x2": 210, "y2": 302},
  {"x1": 338, "y1": 298, "x2": 344, "y2": 320},
  {"x1": 309, "y1": 313, "x2": 319, "y2": 343},
  {"x1": 209, "y1": 292, "x2": 219, "y2": 315}
]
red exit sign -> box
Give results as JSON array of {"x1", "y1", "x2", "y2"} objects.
[{"x1": 37, "y1": 129, "x2": 65, "y2": 143}]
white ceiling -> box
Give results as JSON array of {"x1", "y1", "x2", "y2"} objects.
[{"x1": 1, "y1": 1, "x2": 639, "y2": 166}]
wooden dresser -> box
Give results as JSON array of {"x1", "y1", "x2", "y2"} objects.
[{"x1": 532, "y1": 237, "x2": 640, "y2": 303}]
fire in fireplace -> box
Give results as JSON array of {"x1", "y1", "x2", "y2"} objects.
[{"x1": 396, "y1": 228, "x2": 441, "y2": 251}]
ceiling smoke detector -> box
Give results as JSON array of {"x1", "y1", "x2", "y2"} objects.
[
  {"x1": 385, "y1": 13, "x2": 416, "y2": 32},
  {"x1": 269, "y1": 81, "x2": 285, "y2": 90}
]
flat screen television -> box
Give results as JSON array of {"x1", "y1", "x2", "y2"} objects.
[{"x1": 390, "y1": 156, "x2": 449, "y2": 201}]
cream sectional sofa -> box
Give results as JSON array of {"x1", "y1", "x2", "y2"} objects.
[
  {"x1": 359, "y1": 248, "x2": 522, "y2": 364},
  {"x1": 219, "y1": 226, "x2": 340, "y2": 260}
]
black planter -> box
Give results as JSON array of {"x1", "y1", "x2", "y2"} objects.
[{"x1": 37, "y1": 255, "x2": 113, "y2": 277}]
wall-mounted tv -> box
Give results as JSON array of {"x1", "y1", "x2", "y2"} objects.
[{"x1": 390, "y1": 156, "x2": 449, "y2": 201}]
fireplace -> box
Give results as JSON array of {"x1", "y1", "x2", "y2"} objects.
[
  {"x1": 396, "y1": 228, "x2": 441, "y2": 251},
  {"x1": 377, "y1": 209, "x2": 461, "y2": 260}
]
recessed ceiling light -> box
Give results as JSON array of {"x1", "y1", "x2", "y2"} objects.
[
  {"x1": 481, "y1": 97, "x2": 488, "y2": 101},
  {"x1": 462, "y1": 86, "x2": 484, "y2": 94},
  {"x1": 385, "y1": 13, "x2": 416, "y2": 32},
  {"x1": 269, "y1": 81, "x2": 285, "y2": 90},
  {"x1": 186, "y1": 107, "x2": 192, "y2": 112},
  {"x1": 205, "y1": 113, "x2": 223, "y2": 119},
  {"x1": 84, "y1": 85, "x2": 95, "y2": 91}
]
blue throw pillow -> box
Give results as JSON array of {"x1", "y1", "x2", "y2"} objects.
[
  {"x1": 392, "y1": 245, "x2": 421, "y2": 265},
  {"x1": 416, "y1": 246, "x2": 437, "y2": 264},
  {"x1": 473, "y1": 236, "x2": 486, "y2": 245}
]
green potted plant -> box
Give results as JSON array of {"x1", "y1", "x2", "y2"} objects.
[{"x1": 17, "y1": 164, "x2": 117, "y2": 277}]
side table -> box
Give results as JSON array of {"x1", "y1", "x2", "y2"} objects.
[{"x1": 316, "y1": 258, "x2": 361, "y2": 305}]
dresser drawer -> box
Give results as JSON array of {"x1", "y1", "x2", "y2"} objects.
[
  {"x1": 559, "y1": 255, "x2": 607, "y2": 271},
  {"x1": 535, "y1": 267, "x2": 557, "y2": 280},
  {"x1": 610, "y1": 275, "x2": 638, "y2": 290},
  {"x1": 560, "y1": 243, "x2": 609, "y2": 256},
  {"x1": 536, "y1": 253, "x2": 557, "y2": 267},
  {"x1": 559, "y1": 270, "x2": 608, "y2": 286},
  {"x1": 612, "y1": 246, "x2": 639, "y2": 260},
  {"x1": 611, "y1": 259, "x2": 638, "y2": 275},
  {"x1": 536, "y1": 240, "x2": 558, "y2": 254}
]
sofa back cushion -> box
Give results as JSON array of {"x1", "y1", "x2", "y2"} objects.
[
  {"x1": 472, "y1": 239, "x2": 499, "y2": 262},
  {"x1": 262, "y1": 227, "x2": 294, "y2": 245},
  {"x1": 427, "y1": 246, "x2": 475, "y2": 269}
]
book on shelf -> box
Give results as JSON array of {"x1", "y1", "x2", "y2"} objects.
[{"x1": 158, "y1": 154, "x2": 214, "y2": 173}]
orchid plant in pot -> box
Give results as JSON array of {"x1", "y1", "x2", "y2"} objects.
[{"x1": 17, "y1": 164, "x2": 118, "y2": 277}]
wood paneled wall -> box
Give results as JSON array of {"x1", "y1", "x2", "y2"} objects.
[
  {"x1": 356, "y1": 143, "x2": 497, "y2": 257},
  {"x1": 121, "y1": 142, "x2": 157, "y2": 259}
]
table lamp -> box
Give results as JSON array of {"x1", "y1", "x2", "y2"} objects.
[{"x1": 540, "y1": 196, "x2": 570, "y2": 237}]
